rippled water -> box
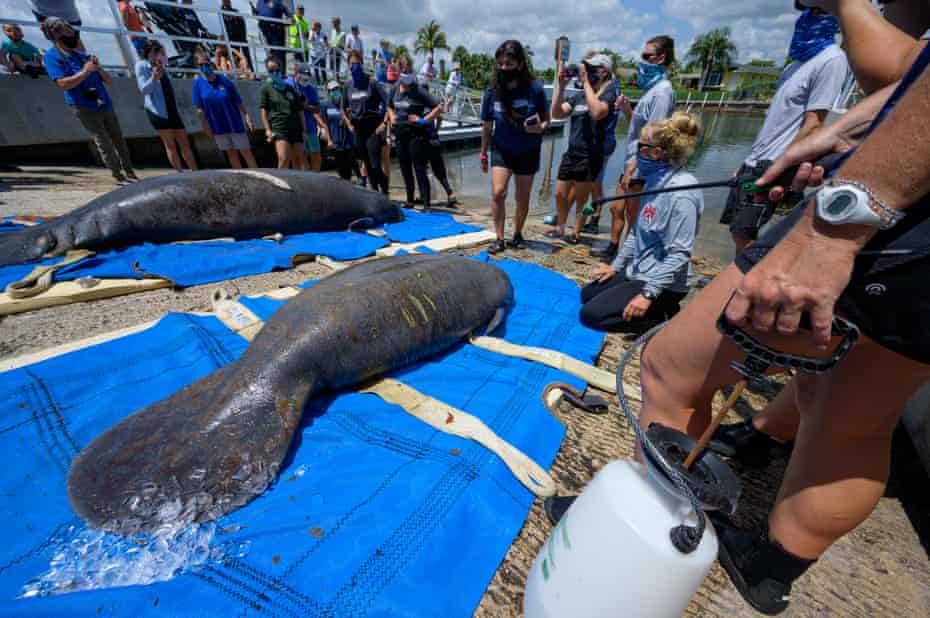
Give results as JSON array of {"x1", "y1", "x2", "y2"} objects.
[{"x1": 434, "y1": 110, "x2": 767, "y2": 263}]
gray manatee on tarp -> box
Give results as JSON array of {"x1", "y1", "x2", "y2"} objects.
[
  {"x1": 0, "y1": 170, "x2": 403, "y2": 267},
  {"x1": 66, "y1": 254, "x2": 514, "y2": 534}
]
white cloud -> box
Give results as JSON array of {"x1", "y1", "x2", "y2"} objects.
[{"x1": 0, "y1": 0, "x2": 804, "y2": 68}]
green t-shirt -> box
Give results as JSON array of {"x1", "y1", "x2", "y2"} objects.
[
  {"x1": 2, "y1": 38, "x2": 41, "y2": 62},
  {"x1": 260, "y1": 80, "x2": 305, "y2": 137}
]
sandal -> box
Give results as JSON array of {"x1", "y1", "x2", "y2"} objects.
[
  {"x1": 446, "y1": 194, "x2": 460, "y2": 208},
  {"x1": 544, "y1": 229, "x2": 562, "y2": 240},
  {"x1": 487, "y1": 239, "x2": 507, "y2": 254},
  {"x1": 564, "y1": 234, "x2": 581, "y2": 245},
  {"x1": 507, "y1": 233, "x2": 525, "y2": 249}
]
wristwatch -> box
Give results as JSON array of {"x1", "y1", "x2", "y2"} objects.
[
  {"x1": 815, "y1": 179, "x2": 904, "y2": 230},
  {"x1": 641, "y1": 289, "x2": 658, "y2": 301}
]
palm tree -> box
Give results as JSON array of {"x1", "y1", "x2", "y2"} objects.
[
  {"x1": 685, "y1": 27, "x2": 738, "y2": 90},
  {"x1": 414, "y1": 20, "x2": 449, "y2": 59},
  {"x1": 452, "y1": 45, "x2": 469, "y2": 65}
]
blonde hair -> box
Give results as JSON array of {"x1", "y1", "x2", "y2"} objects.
[{"x1": 644, "y1": 113, "x2": 701, "y2": 165}]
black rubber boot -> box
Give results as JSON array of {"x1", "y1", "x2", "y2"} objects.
[
  {"x1": 708, "y1": 418, "x2": 783, "y2": 467},
  {"x1": 582, "y1": 215, "x2": 600, "y2": 233},
  {"x1": 713, "y1": 518, "x2": 816, "y2": 615},
  {"x1": 590, "y1": 241, "x2": 618, "y2": 260}
]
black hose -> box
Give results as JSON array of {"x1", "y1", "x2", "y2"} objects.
[
  {"x1": 592, "y1": 180, "x2": 737, "y2": 206},
  {"x1": 616, "y1": 322, "x2": 706, "y2": 554}
]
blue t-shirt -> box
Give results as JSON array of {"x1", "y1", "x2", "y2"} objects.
[
  {"x1": 480, "y1": 79, "x2": 548, "y2": 155},
  {"x1": 286, "y1": 77, "x2": 320, "y2": 133},
  {"x1": 376, "y1": 48, "x2": 392, "y2": 82},
  {"x1": 192, "y1": 74, "x2": 245, "y2": 135},
  {"x1": 321, "y1": 101, "x2": 353, "y2": 150},
  {"x1": 255, "y1": 0, "x2": 290, "y2": 19},
  {"x1": 44, "y1": 47, "x2": 112, "y2": 111}
]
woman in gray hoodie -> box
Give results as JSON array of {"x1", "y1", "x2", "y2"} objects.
[{"x1": 581, "y1": 113, "x2": 703, "y2": 331}]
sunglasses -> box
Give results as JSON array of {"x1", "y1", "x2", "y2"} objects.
[
  {"x1": 641, "y1": 53, "x2": 658, "y2": 61},
  {"x1": 638, "y1": 142, "x2": 660, "y2": 150}
]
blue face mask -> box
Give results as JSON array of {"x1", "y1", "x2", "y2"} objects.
[
  {"x1": 350, "y1": 63, "x2": 366, "y2": 86},
  {"x1": 329, "y1": 90, "x2": 341, "y2": 101},
  {"x1": 789, "y1": 9, "x2": 839, "y2": 62},
  {"x1": 636, "y1": 61, "x2": 666, "y2": 91},
  {"x1": 199, "y1": 63, "x2": 215, "y2": 78},
  {"x1": 636, "y1": 153, "x2": 673, "y2": 186}
]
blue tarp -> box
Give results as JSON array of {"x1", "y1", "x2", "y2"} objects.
[
  {"x1": 0, "y1": 256, "x2": 603, "y2": 617},
  {"x1": 0, "y1": 213, "x2": 482, "y2": 289}
]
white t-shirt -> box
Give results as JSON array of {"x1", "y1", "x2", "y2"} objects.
[
  {"x1": 419, "y1": 62, "x2": 437, "y2": 79},
  {"x1": 744, "y1": 45, "x2": 850, "y2": 166},
  {"x1": 446, "y1": 71, "x2": 462, "y2": 88},
  {"x1": 345, "y1": 33, "x2": 363, "y2": 57}
]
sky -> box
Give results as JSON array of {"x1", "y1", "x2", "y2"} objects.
[{"x1": 0, "y1": 0, "x2": 804, "y2": 69}]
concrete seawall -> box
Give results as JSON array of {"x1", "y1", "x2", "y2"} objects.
[{"x1": 0, "y1": 74, "x2": 270, "y2": 166}]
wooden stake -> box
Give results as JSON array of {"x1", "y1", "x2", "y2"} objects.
[{"x1": 682, "y1": 380, "x2": 748, "y2": 470}]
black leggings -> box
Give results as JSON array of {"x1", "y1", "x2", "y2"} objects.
[
  {"x1": 354, "y1": 119, "x2": 389, "y2": 194},
  {"x1": 332, "y1": 148, "x2": 354, "y2": 180},
  {"x1": 395, "y1": 129, "x2": 431, "y2": 206},
  {"x1": 579, "y1": 272, "x2": 686, "y2": 332},
  {"x1": 428, "y1": 137, "x2": 453, "y2": 197}
]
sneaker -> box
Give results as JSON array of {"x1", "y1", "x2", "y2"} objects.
[
  {"x1": 487, "y1": 239, "x2": 507, "y2": 254},
  {"x1": 713, "y1": 517, "x2": 816, "y2": 615},
  {"x1": 507, "y1": 233, "x2": 525, "y2": 249},
  {"x1": 590, "y1": 241, "x2": 618, "y2": 260},
  {"x1": 708, "y1": 418, "x2": 783, "y2": 468}
]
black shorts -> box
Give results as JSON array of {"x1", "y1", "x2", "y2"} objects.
[
  {"x1": 491, "y1": 146, "x2": 541, "y2": 176},
  {"x1": 735, "y1": 206, "x2": 930, "y2": 364},
  {"x1": 272, "y1": 130, "x2": 303, "y2": 145},
  {"x1": 720, "y1": 160, "x2": 774, "y2": 240},
  {"x1": 147, "y1": 109, "x2": 185, "y2": 131},
  {"x1": 557, "y1": 151, "x2": 604, "y2": 183}
]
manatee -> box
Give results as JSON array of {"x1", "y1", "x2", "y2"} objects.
[
  {"x1": 66, "y1": 254, "x2": 514, "y2": 534},
  {"x1": 0, "y1": 170, "x2": 402, "y2": 267}
]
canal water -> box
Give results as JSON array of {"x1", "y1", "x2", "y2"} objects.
[{"x1": 436, "y1": 110, "x2": 767, "y2": 263}]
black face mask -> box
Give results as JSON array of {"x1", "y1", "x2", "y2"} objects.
[
  {"x1": 59, "y1": 34, "x2": 79, "y2": 49},
  {"x1": 497, "y1": 68, "x2": 518, "y2": 84}
]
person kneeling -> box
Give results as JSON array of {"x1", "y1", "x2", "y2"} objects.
[{"x1": 580, "y1": 113, "x2": 703, "y2": 331}]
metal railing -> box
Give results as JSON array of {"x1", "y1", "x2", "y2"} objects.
[{"x1": 0, "y1": 0, "x2": 361, "y2": 83}]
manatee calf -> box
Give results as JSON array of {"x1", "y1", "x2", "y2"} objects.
[
  {"x1": 0, "y1": 170, "x2": 402, "y2": 267},
  {"x1": 67, "y1": 254, "x2": 514, "y2": 534}
]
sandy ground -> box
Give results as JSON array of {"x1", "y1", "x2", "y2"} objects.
[{"x1": 1, "y1": 165, "x2": 929, "y2": 617}]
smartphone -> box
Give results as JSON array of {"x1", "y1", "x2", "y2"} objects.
[
  {"x1": 563, "y1": 66, "x2": 579, "y2": 79},
  {"x1": 524, "y1": 113, "x2": 541, "y2": 127}
]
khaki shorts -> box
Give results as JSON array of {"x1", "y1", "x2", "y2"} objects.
[{"x1": 214, "y1": 132, "x2": 250, "y2": 151}]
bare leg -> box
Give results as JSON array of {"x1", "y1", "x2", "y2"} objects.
[
  {"x1": 290, "y1": 143, "x2": 304, "y2": 170},
  {"x1": 572, "y1": 182, "x2": 595, "y2": 241},
  {"x1": 620, "y1": 196, "x2": 642, "y2": 246},
  {"x1": 309, "y1": 150, "x2": 322, "y2": 172},
  {"x1": 553, "y1": 180, "x2": 573, "y2": 236},
  {"x1": 158, "y1": 130, "x2": 183, "y2": 172},
  {"x1": 638, "y1": 263, "x2": 930, "y2": 560},
  {"x1": 490, "y1": 166, "x2": 511, "y2": 240},
  {"x1": 274, "y1": 139, "x2": 289, "y2": 168},
  {"x1": 240, "y1": 148, "x2": 258, "y2": 168},
  {"x1": 173, "y1": 129, "x2": 198, "y2": 171},
  {"x1": 224, "y1": 149, "x2": 242, "y2": 169},
  {"x1": 512, "y1": 173, "x2": 534, "y2": 237}
]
